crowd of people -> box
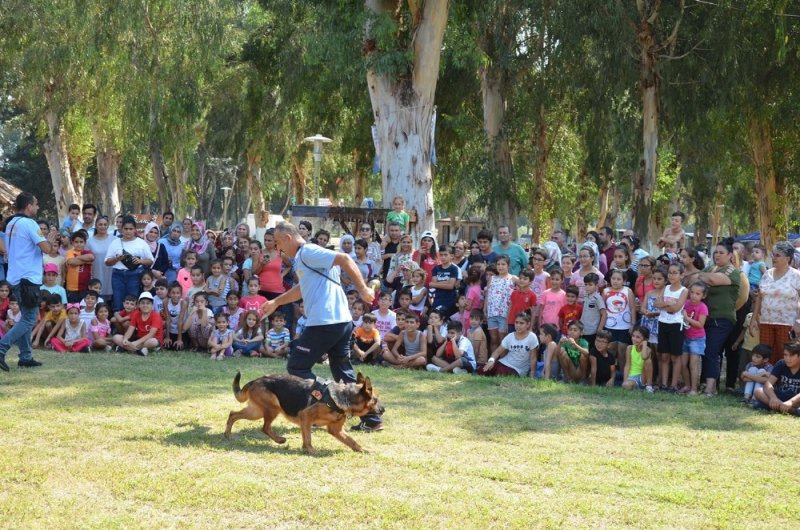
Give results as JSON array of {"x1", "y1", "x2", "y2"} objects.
[{"x1": 0, "y1": 193, "x2": 797, "y2": 419}]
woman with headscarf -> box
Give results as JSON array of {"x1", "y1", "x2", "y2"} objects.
[
  {"x1": 184, "y1": 222, "x2": 216, "y2": 275},
  {"x1": 542, "y1": 241, "x2": 563, "y2": 274},
  {"x1": 339, "y1": 234, "x2": 357, "y2": 259},
  {"x1": 160, "y1": 223, "x2": 185, "y2": 284},
  {"x1": 144, "y1": 221, "x2": 170, "y2": 280}
]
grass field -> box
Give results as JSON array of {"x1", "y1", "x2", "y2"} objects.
[{"x1": 0, "y1": 349, "x2": 798, "y2": 529}]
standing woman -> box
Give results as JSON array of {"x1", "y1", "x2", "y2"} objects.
[
  {"x1": 357, "y1": 223, "x2": 383, "y2": 274},
  {"x1": 180, "y1": 218, "x2": 193, "y2": 243},
  {"x1": 144, "y1": 222, "x2": 171, "y2": 281},
  {"x1": 87, "y1": 215, "x2": 115, "y2": 304},
  {"x1": 252, "y1": 228, "x2": 291, "y2": 300},
  {"x1": 104, "y1": 216, "x2": 154, "y2": 313},
  {"x1": 184, "y1": 222, "x2": 216, "y2": 275},
  {"x1": 160, "y1": 223, "x2": 184, "y2": 284},
  {"x1": 750, "y1": 241, "x2": 800, "y2": 365},
  {"x1": 385, "y1": 234, "x2": 416, "y2": 291},
  {"x1": 452, "y1": 240, "x2": 469, "y2": 274},
  {"x1": 683, "y1": 238, "x2": 740, "y2": 396}
]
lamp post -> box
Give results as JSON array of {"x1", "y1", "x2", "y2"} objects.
[
  {"x1": 303, "y1": 134, "x2": 332, "y2": 206},
  {"x1": 221, "y1": 186, "x2": 232, "y2": 229}
]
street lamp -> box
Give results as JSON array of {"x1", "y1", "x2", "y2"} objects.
[
  {"x1": 221, "y1": 186, "x2": 232, "y2": 229},
  {"x1": 303, "y1": 134, "x2": 332, "y2": 206}
]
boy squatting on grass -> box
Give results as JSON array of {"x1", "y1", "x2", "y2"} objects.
[{"x1": 752, "y1": 341, "x2": 800, "y2": 416}]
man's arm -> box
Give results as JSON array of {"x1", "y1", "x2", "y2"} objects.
[{"x1": 333, "y1": 252, "x2": 375, "y2": 305}]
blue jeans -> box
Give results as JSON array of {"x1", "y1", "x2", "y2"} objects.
[
  {"x1": 233, "y1": 340, "x2": 261, "y2": 356},
  {"x1": 112, "y1": 268, "x2": 144, "y2": 312},
  {"x1": 0, "y1": 285, "x2": 40, "y2": 362},
  {"x1": 702, "y1": 318, "x2": 734, "y2": 382},
  {"x1": 165, "y1": 268, "x2": 177, "y2": 285},
  {"x1": 288, "y1": 321, "x2": 382, "y2": 425}
]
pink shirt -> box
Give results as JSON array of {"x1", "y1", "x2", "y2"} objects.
[
  {"x1": 683, "y1": 300, "x2": 708, "y2": 339},
  {"x1": 540, "y1": 289, "x2": 567, "y2": 326},
  {"x1": 532, "y1": 272, "x2": 550, "y2": 306}
]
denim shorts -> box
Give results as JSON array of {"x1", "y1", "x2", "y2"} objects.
[
  {"x1": 627, "y1": 374, "x2": 644, "y2": 388},
  {"x1": 684, "y1": 337, "x2": 706, "y2": 355},
  {"x1": 487, "y1": 315, "x2": 508, "y2": 332}
]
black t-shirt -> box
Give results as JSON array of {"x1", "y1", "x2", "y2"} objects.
[
  {"x1": 431, "y1": 263, "x2": 461, "y2": 311},
  {"x1": 381, "y1": 240, "x2": 399, "y2": 279},
  {"x1": 771, "y1": 360, "x2": 800, "y2": 395},
  {"x1": 592, "y1": 350, "x2": 616, "y2": 385}
]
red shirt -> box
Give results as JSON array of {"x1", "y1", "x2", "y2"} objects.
[
  {"x1": 558, "y1": 303, "x2": 584, "y2": 335},
  {"x1": 507, "y1": 289, "x2": 537, "y2": 325},
  {"x1": 130, "y1": 309, "x2": 164, "y2": 344},
  {"x1": 239, "y1": 295, "x2": 268, "y2": 314}
]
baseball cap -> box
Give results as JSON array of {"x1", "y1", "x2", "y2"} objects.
[
  {"x1": 43, "y1": 263, "x2": 59, "y2": 274},
  {"x1": 420, "y1": 230, "x2": 434, "y2": 240},
  {"x1": 138, "y1": 292, "x2": 154, "y2": 301}
]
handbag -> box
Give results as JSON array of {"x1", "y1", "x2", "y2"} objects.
[{"x1": 119, "y1": 242, "x2": 141, "y2": 271}]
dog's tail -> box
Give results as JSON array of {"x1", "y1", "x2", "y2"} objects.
[{"x1": 232, "y1": 371, "x2": 249, "y2": 403}]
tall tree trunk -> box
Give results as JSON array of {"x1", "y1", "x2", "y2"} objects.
[
  {"x1": 710, "y1": 178, "x2": 725, "y2": 248},
  {"x1": 749, "y1": 116, "x2": 783, "y2": 251},
  {"x1": 353, "y1": 149, "x2": 366, "y2": 206},
  {"x1": 247, "y1": 146, "x2": 267, "y2": 230},
  {"x1": 607, "y1": 185, "x2": 621, "y2": 233},
  {"x1": 634, "y1": 14, "x2": 659, "y2": 248},
  {"x1": 93, "y1": 130, "x2": 122, "y2": 217},
  {"x1": 596, "y1": 176, "x2": 611, "y2": 230},
  {"x1": 693, "y1": 187, "x2": 710, "y2": 250},
  {"x1": 576, "y1": 169, "x2": 590, "y2": 241},
  {"x1": 529, "y1": 104, "x2": 550, "y2": 243},
  {"x1": 149, "y1": 101, "x2": 169, "y2": 212},
  {"x1": 480, "y1": 54, "x2": 518, "y2": 238},
  {"x1": 292, "y1": 158, "x2": 306, "y2": 205},
  {"x1": 43, "y1": 108, "x2": 78, "y2": 220},
  {"x1": 365, "y1": 0, "x2": 448, "y2": 240},
  {"x1": 171, "y1": 149, "x2": 189, "y2": 218}
]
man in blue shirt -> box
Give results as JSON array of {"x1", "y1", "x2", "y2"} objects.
[
  {"x1": 262, "y1": 222, "x2": 383, "y2": 431},
  {"x1": 0, "y1": 192, "x2": 57, "y2": 372}
]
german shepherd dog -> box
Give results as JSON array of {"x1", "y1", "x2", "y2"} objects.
[{"x1": 224, "y1": 371, "x2": 384, "y2": 453}]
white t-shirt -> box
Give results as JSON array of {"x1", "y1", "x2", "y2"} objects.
[
  {"x1": 499, "y1": 331, "x2": 540, "y2": 376},
  {"x1": 658, "y1": 284, "x2": 686, "y2": 325},
  {"x1": 372, "y1": 309, "x2": 397, "y2": 340},
  {"x1": 106, "y1": 237, "x2": 155, "y2": 271}
]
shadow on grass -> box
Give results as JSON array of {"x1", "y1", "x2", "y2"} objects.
[{"x1": 128, "y1": 421, "x2": 343, "y2": 457}]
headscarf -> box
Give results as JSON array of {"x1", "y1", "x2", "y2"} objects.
[
  {"x1": 339, "y1": 234, "x2": 357, "y2": 259},
  {"x1": 144, "y1": 222, "x2": 160, "y2": 253},
  {"x1": 542, "y1": 241, "x2": 562, "y2": 268},
  {"x1": 162, "y1": 223, "x2": 184, "y2": 247},
  {"x1": 185, "y1": 221, "x2": 209, "y2": 254},
  {"x1": 581, "y1": 241, "x2": 600, "y2": 269}
]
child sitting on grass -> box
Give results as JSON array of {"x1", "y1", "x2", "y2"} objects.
[
  {"x1": 466, "y1": 308, "x2": 489, "y2": 370},
  {"x1": 111, "y1": 295, "x2": 137, "y2": 335},
  {"x1": 557, "y1": 320, "x2": 590, "y2": 383},
  {"x1": 184, "y1": 291, "x2": 214, "y2": 350},
  {"x1": 384, "y1": 313, "x2": 427, "y2": 369},
  {"x1": 539, "y1": 323, "x2": 561, "y2": 380},
  {"x1": 50, "y1": 303, "x2": 90, "y2": 353},
  {"x1": 481, "y1": 312, "x2": 539, "y2": 377},
  {"x1": 233, "y1": 310, "x2": 264, "y2": 358},
  {"x1": 261, "y1": 312, "x2": 290, "y2": 358},
  {"x1": 89, "y1": 303, "x2": 113, "y2": 352},
  {"x1": 0, "y1": 296, "x2": 21, "y2": 338},
  {"x1": 589, "y1": 330, "x2": 616, "y2": 387},
  {"x1": 753, "y1": 341, "x2": 800, "y2": 416},
  {"x1": 32, "y1": 294, "x2": 66, "y2": 349},
  {"x1": 208, "y1": 313, "x2": 234, "y2": 361},
  {"x1": 741, "y1": 344, "x2": 774, "y2": 403},
  {"x1": 426, "y1": 320, "x2": 477, "y2": 374},
  {"x1": 622, "y1": 326, "x2": 654, "y2": 393},
  {"x1": 352, "y1": 313, "x2": 382, "y2": 364},
  {"x1": 112, "y1": 292, "x2": 163, "y2": 356}
]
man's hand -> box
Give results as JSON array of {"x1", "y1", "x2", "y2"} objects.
[
  {"x1": 261, "y1": 299, "x2": 278, "y2": 318},
  {"x1": 359, "y1": 286, "x2": 375, "y2": 306}
]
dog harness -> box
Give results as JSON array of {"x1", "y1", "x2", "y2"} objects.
[{"x1": 309, "y1": 378, "x2": 345, "y2": 415}]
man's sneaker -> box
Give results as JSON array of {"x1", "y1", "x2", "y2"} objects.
[
  {"x1": 426, "y1": 363, "x2": 440, "y2": 372},
  {"x1": 350, "y1": 421, "x2": 384, "y2": 432},
  {"x1": 452, "y1": 367, "x2": 466, "y2": 374},
  {"x1": 81, "y1": 346, "x2": 91, "y2": 353},
  {"x1": 18, "y1": 358, "x2": 43, "y2": 368},
  {"x1": 0, "y1": 357, "x2": 8, "y2": 372}
]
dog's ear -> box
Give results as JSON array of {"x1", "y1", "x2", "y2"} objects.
[
  {"x1": 356, "y1": 371, "x2": 366, "y2": 385},
  {"x1": 361, "y1": 376, "x2": 373, "y2": 395}
]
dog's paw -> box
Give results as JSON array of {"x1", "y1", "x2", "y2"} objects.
[
  {"x1": 223, "y1": 432, "x2": 232, "y2": 440},
  {"x1": 274, "y1": 436, "x2": 286, "y2": 444},
  {"x1": 302, "y1": 446, "x2": 317, "y2": 454}
]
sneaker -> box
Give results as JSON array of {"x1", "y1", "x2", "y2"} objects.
[
  {"x1": 18, "y1": 358, "x2": 43, "y2": 368},
  {"x1": 452, "y1": 367, "x2": 466, "y2": 374},
  {"x1": 217, "y1": 354, "x2": 224, "y2": 361},
  {"x1": 82, "y1": 346, "x2": 91, "y2": 353},
  {"x1": 645, "y1": 385, "x2": 654, "y2": 393},
  {"x1": 104, "y1": 345, "x2": 112, "y2": 353},
  {"x1": 0, "y1": 357, "x2": 8, "y2": 372},
  {"x1": 114, "y1": 346, "x2": 123, "y2": 353},
  {"x1": 135, "y1": 349, "x2": 147, "y2": 357},
  {"x1": 209, "y1": 353, "x2": 217, "y2": 360},
  {"x1": 426, "y1": 363, "x2": 440, "y2": 372},
  {"x1": 350, "y1": 421, "x2": 384, "y2": 432}
]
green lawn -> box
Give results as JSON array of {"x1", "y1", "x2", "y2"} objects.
[{"x1": 0, "y1": 350, "x2": 797, "y2": 529}]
